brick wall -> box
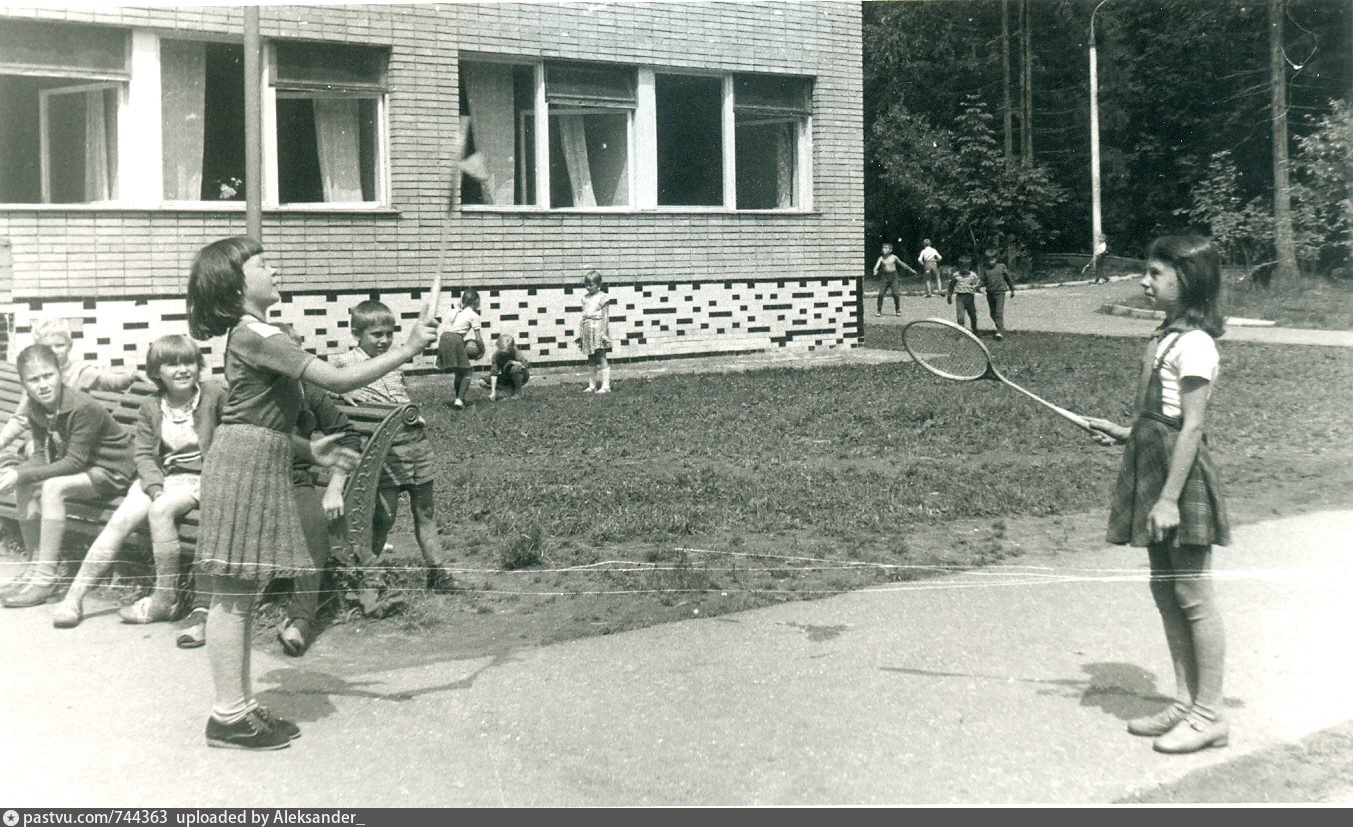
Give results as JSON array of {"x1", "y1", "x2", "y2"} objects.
[{"x1": 0, "y1": 2, "x2": 863, "y2": 368}]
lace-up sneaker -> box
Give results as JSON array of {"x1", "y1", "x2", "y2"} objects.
[
  {"x1": 206, "y1": 709, "x2": 292, "y2": 750},
  {"x1": 253, "y1": 705, "x2": 301, "y2": 741}
]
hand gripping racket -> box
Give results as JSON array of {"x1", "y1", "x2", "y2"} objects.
[{"x1": 901, "y1": 318, "x2": 1093, "y2": 432}]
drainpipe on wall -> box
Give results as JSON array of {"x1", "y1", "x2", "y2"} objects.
[{"x1": 244, "y1": 6, "x2": 263, "y2": 241}]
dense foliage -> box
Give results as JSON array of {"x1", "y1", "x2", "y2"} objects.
[{"x1": 864, "y1": 0, "x2": 1352, "y2": 273}]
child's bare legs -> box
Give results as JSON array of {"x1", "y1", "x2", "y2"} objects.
[
  {"x1": 54, "y1": 480, "x2": 152, "y2": 624},
  {"x1": 4, "y1": 473, "x2": 98, "y2": 607},
  {"x1": 453, "y1": 368, "x2": 473, "y2": 408},
  {"x1": 371, "y1": 487, "x2": 399, "y2": 557},
  {"x1": 408, "y1": 482, "x2": 453, "y2": 591},
  {"x1": 281, "y1": 485, "x2": 330, "y2": 656}
]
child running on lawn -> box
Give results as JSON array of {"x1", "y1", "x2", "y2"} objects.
[
  {"x1": 334, "y1": 301, "x2": 454, "y2": 592},
  {"x1": 185, "y1": 235, "x2": 436, "y2": 750},
  {"x1": 1085, "y1": 235, "x2": 1232, "y2": 755}
]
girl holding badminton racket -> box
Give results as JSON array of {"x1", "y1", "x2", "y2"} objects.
[
  {"x1": 186, "y1": 236, "x2": 437, "y2": 750},
  {"x1": 1084, "y1": 235, "x2": 1232, "y2": 755}
]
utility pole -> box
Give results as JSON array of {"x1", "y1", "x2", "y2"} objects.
[
  {"x1": 1019, "y1": 0, "x2": 1032, "y2": 164},
  {"x1": 1089, "y1": 0, "x2": 1110, "y2": 260},
  {"x1": 244, "y1": 6, "x2": 262, "y2": 241},
  {"x1": 1002, "y1": 0, "x2": 1013, "y2": 159}
]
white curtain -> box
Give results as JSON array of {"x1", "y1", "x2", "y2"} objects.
[
  {"x1": 461, "y1": 62, "x2": 516, "y2": 205},
  {"x1": 774, "y1": 121, "x2": 795, "y2": 209},
  {"x1": 557, "y1": 115, "x2": 595, "y2": 208},
  {"x1": 313, "y1": 98, "x2": 363, "y2": 202},
  {"x1": 83, "y1": 90, "x2": 110, "y2": 202},
  {"x1": 160, "y1": 40, "x2": 206, "y2": 200}
]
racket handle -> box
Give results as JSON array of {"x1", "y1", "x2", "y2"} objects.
[{"x1": 1002, "y1": 378, "x2": 1094, "y2": 432}]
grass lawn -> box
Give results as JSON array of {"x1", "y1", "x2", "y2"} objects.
[
  {"x1": 9, "y1": 328, "x2": 1349, "y2": 653},
  {"x1": 300, "y1": 325, "x2": 1353, "y2": 651},
  {"x1": 1120, "y1": 275, "x2": 1353, "y2": 330}
]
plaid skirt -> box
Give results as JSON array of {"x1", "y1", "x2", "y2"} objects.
[
  {"x1": 577, "y1": 318, "x2": 611, "y2": 356},
  {"x1": 193, "y1": 424, "x2": 314, "y2": 580},
  {"x1": 1106, "y1": 417, "x2": 1231, "y2": 548}
]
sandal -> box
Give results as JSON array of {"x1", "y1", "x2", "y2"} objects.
[
  {"x1": 176, "y1": 609, "x2": 208, "y2": 649},
  {"x1": 119, "y1": 596, "x2": 179, "y2": 625}
]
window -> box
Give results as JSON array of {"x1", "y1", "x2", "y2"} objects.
[
  {"x1": 270, "y1": 41, "x2": 387, "y2": 204},
  {"x1": 655, "y1": 74, "x2": 723, "y2": 207},
  {"x1": 459, "y1": 60, "x2": 538, "y2": 206},
  {"x1": 546, "y1": 63, "x2": 632, "y2": 208},
  {"x1": 161, "y1": 41, "x2": 245, "y2": 201},
  {"x1": 0, "y1": 20, "x2": 128, "y2": 204},
  {"x1": 458, "y1": 56, "x2": 816, "y2": 214},
  {"x1": 734, "y1": 74, "x2": 810, "y2": 209}
]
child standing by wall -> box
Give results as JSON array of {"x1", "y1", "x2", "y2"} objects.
[
  {"x1": 1085, "y1": 235, "x2": 1231, "y2": 755},
  {"x1": 186, "y1": 236, "x2": 436, "y2": 750},
  {"x1": 873, "y1": 242, "x2": 916, "y2": 316},
  {"x1": 945, "y1": 254, "x2": 983, "y2": 334},
  {"x1": 918, "y1": 239, "x2": 943, "y2": 298},
  {"x1": 980, "y1": 249, "x2": 1017, "y2": 340},
  {"x1": 436, "y1": 289, "x2": 484, "y2": 410},
  {"x1": 578, "y1": 270, "x2": 613, "y2": 394},
  {"x1": 0, "y1": 345, "x2": 135, "y2": 607},
  {"x1": 487, "y1": 334, "x2": 530, "y2": 401},
  {"x1": 335, "y1": 301, "x2": 454, "y2": 593},
  {"x1": 51, "y1": 334, "x2": 225, "y2": 628}
]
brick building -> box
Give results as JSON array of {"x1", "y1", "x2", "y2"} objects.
[{"x1": 0, "y1": 2, "x2": 863, "y2": 372}]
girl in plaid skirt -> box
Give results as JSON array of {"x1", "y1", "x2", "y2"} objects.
[
  {"x1": 186, "y1": 236, "x2": 437, "y2": 750},
  {"x1": 1085, "y1": 236, "x2": 1231, "y2": 756}
]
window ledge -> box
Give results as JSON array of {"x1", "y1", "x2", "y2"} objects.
[
  {"x1": 0, "y1": 203, "x2": 401, "y2": 216},
  {"x1": 460, "y1": 206, "x2": 820, "y2": 216}
]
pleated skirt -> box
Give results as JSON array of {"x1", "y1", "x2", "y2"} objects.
[
  {"x1": 1106, "y1": 417, "x2": 1231, "y2": 548},
  {"x1": 193, "y1": 424, "x2": 314, "y2": 580}
]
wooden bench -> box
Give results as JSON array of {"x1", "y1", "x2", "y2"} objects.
[{"x1": 0, "y1": 360, "x2": 418, "y2": 573}]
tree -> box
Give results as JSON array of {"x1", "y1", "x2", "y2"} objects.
[
  {"x1": 1270, "y1": 0, "x2": 1301, "y2": 279},
  {"x1": 871, "y1": 96, "x2": 1066, "y2": 258}
]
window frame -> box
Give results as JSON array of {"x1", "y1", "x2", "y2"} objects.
[
  {"x1": 459, "y1": 55, "x2": 814, "y2": 215},
  {"x1": 263, "y1": 40, "x2": 392, "y2": 210}
]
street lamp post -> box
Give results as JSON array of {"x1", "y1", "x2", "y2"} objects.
[{"x1": 1088, "y1": 0, "x2": 1110, "y2": 260}]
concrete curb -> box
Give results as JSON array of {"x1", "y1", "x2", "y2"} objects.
[{"x1": 1097, "y1": 303, "x2": 1277, "y2": 327}]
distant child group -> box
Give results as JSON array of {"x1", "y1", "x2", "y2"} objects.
[{"x1": 874, "y1": 240, "x2": 1016, "y2": 339}]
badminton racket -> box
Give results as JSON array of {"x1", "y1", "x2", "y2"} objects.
[{"x1": 901, "y1": 318, "x2": 1093, "y2": 432}]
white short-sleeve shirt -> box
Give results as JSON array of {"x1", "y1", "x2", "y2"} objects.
[{"x1": 1155, "y1": 329, "x2": 1219, "y2": 418}]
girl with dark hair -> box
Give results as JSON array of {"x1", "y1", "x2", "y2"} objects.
[
  {"x1": 1085, "y1": 235, "x2": 1232, "y2": 755},
  {"x1": 185, "y1": 236, "x2": 437, "y2": 750}
]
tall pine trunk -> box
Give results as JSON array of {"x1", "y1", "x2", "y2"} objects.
[
  {"x1": 1020, "y1": 0, "x2": 1033, "y2": 165},
  {"x1": 1270, "y1": 0, "x2": 1300, "y2": 279},
  {"x1": 1002, "y1": 0, "x2": 1013, "y2": 159}
]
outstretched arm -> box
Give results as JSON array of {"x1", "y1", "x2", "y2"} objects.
[{"x1": 302, "y1": 318, "x2": 437, "y2": 393}]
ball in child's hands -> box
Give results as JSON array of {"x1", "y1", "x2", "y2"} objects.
[{"x1": 465, "y1": 339, "x2": 484, "y2": 360}]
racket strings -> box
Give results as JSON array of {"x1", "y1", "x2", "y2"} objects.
[{"x1": 902, "y1": 321, "x2": 991, "y2": 380}]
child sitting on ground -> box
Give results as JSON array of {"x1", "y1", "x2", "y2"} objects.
[
  {"x1": 487, "y1": 334, "x2": 530, "y2": 401},
  {"x1": 0, "y1": 344, "x2": 135, "y2": 607},
  {"x1": 52, "y1": 334, "x2": 225, "y2": 628},
  {"x1": 334, "y1": 301, "x2": 455, "y2": 592}
]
